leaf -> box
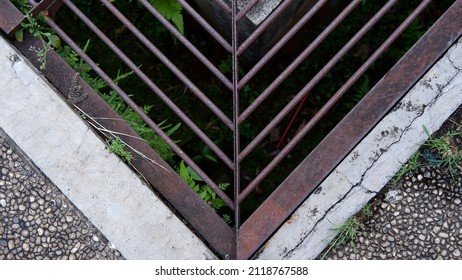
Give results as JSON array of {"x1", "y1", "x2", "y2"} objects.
[
  {"x1": 199, "y1": 189, "x2": 210, "y2": 201},
  {"x1": 15, "y1": 29, "x2": 24, "y2": 43},
  {"x1": 186, "y1": 166, "x2": 203, "y2": 181},
  {"x1": 150, "y1": 0, "x2": 184, "y2": 34},
  {"x1": 179, "y1": 160, "x2": 190, "y2": 182},
  {"x1": 218, "y1": 183, "x2": 230, "y2": 190},
  {"x1": 165, "y1": 122, "x2": 181, "y2": 136},
  {"x1": 204, "y1": 154, "x2": 218, "y2": 163},
  {"x1": 211, "y1": 199, "x2": 226, "y2": 210},
  {"x1": 48, "y1": 34, "x2": 61, "y2": 49},
  {"x1": 171, "y1": 13, "x2": 184, "y2": 34}
]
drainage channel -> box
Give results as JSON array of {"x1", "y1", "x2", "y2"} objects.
[{"x1": 1, "y1": 0, "x2": 461, "y2": 259}]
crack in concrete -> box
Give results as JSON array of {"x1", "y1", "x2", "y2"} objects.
[
  {"x1": 281, "y1": 64, "x2": 460, "y2": 259},
  {"x1": 282, "y1": 183, "x2": 362, "y2": 259},
  {"x1": 446, "y1": 46, "x2": 462, "y2": 71}
]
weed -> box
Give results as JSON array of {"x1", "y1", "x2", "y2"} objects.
[
  {"x1": 422, "y1": 125, "x2": 462, "y2": 180},
  {"x1": 15, "y1": 13, "x2": 61, "y2": 69},
  {"x1": 361, "y1": 204, "x2": 373, "y2": 220},
  {"x1": 111, "y1": 0, "x2": 184, "y2": 34},
  {"x1": 179, "y1": 160, "x2": 229, "y2": 212},
  {"x1": 391, "y1": 151, "x2": 421, "y2": 187},
  {"x1": 321, "y1": 217, "x2": 364, "y2": 259},
  {"x1": 107, "y1": 137, "x2": 133, "y2": 162},
  {"x1": 149, "y1": 0, "x2": 184, "y2": 34},
  {"x1": 222, "y1": 214, "x2": 231, "y2": 225},
  {"x1": 57, "y1": 43, "x2": 178, "y2": 163}
]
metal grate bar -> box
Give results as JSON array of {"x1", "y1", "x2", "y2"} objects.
[
  {"x1": 236, "y1": 0, "x2": 295, "y2": 55},
  {"x1": 62, "y1": 0, "x2": 234, "y2": 171},
  {"x1": 236, "y1": 0, "x2": 259, "y2": 21},
  {"x1": 100, "y1": 0, "x2": 233, "y2": 130},
  {"x1": 138, "y1": 0, "x2": 233, "y2": 91},
  {"x1": 238, "y1": 0, "x2": 329, "y2": 88},
  {"x1": 29, "y1": 0, "x2": 61, "y2": 16},
  {"x1": 5, "y1": 0, "x2": 460, "y2": 260},
  {"x1": 238, "y1": 0, "x2": 360, "y2": 124},
  {"x1": 177, "y1": 0, "x2": 232, "y2": 52},
  {"x1": 239, "y1": 0, "x2": 398, "y2": 163},
  {"x1": 42, "y1": 15, "x2": 235, "y2": 209},
  {"x1": 239, "y1": 0, "x2": 433, "y2": 202},
  {"x1": 238, "y1": 0, "x2": 462, "y2": 258},
  {"x1": 215, "y1": 0, "x2": 232, "y2": 14},
  {"x1": 231, "y1": 0, "x2": 241, "y2": 243}
]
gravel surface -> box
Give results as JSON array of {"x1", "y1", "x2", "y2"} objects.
[
  {"x1": 0, "y1": 128, "x2": 124, "y2": 260},
  {"x1": 321, "y1": 106, "x2": 462, "y2": 260}
]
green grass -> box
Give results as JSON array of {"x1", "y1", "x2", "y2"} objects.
[
  {"x1": 321, "y1": 217, "x2": 364, "y2": 259},
  {"x1": 422, "y1": 125, "x2": 462, "y2": 180},
  {"x1": 107, "y1": 138, "x2": 133, "y2": 162},
  {"x1": 391, "y1": 151, "x2": 421, "y2": 188}
]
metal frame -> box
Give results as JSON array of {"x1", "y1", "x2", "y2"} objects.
[{"x1": 1, "y1": 0, "x2": 461, "y2": 259}]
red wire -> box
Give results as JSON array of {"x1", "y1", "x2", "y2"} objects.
[{"x1": 276, "y1": 92, "x2": 310, "y2": 149}]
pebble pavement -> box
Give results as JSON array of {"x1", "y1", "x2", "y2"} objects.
[
  {"x1": 321, "y1": 106, "x2": 462, "y2": 260},
  {"x1": 0, "y1": 129, "x2": 124, "y2": 260}
]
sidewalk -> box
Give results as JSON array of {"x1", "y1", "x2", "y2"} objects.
[
  {"x1": 0, "y1": 34, "x2": 215, "y2": 260},
  {"x1": 0, "y1": 128, "x2": 124, "y2": 259}
]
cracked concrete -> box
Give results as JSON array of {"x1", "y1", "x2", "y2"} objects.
[
  {"x1": 256, "y1": 37, "x2": 462, "y2": 259},
  {"x1": 0, "y1": 35, "x2": 216, "y2": 259}
]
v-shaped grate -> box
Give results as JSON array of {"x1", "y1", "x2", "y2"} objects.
[{"x1": 2, "y1": 0, "x2": 461, "y2": 259}]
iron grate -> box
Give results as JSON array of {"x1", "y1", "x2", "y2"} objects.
[{"x1": 1, "y1": 0, "x2": 461, "y2": 259}]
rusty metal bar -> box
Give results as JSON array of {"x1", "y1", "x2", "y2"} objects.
[
  {"x1": 0, "y1": 0, "x2": 235, "y2": 259},
  {"x1": 238, "y1": 0, "x2": 329, "y2": 88},
  {"x1": 100, "y1": 0, "x2": 233, "y2": 130},
  {"x1": 237, "y1": 0, "x2": 295, "y2": 55},
  {"x1": 238, "y1": 0, "x2": 462, "y2": 259},
  {"x1": 231, "y1": 0, "x2": 241, "y2": 244},
  {"x1": 238, "y1": 0, "x2": 360, "y2": 123},
  {"x1": 0, "y1": 0, "x2": 24, "y2": 34},
  {"x1": 35, "y1": 5, "x2": 235, "y2": 208},
  {"x1": 30, "y1": 0, "x2": 56, "y2": 15},
  {"x1": 6, "y1": 0, "x2": 461, "y2": 260},
  {"x1": 137, "y1": 0, "x2": 233, "y2": 91},
  {"x1": 239, "y1": 0, "x2": 432, "y2": 202},
  {"x1": 236, "y1": 0, "x2": 259, "y2": 21},
  {"x1": 215, "y1": 0, "x2": 232, "y2": 14},
  {"x1": 239, "y1": 0, "x2": 397, "y2": 164},
  {"x1": 29, "y1": 0, "x2": 63, "y2": 16},
  {"x1": 177, "y1": 0, "x2": 232, "y2": 52},
  {"x1": 62, "y1": 0, "x2": 234, "y2": 170}
]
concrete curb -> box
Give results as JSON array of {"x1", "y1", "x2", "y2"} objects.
[
  {"x1": 0, "y1": 35, "x2": 215, "y2": 259},
  {"x1": 256, "y1": 37, "x2": 462, "y2": 259}
]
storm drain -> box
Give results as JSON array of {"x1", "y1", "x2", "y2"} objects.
[{"x1": 1, "y1": 0, "x2": 461, "y2": 259}]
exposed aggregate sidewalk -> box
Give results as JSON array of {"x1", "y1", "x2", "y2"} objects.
[
  {"x1": 322, "y1": 106, "x2": 462, "y2": 260},
  {"x1": 0, "y1": 128, "x2": 124, "y2": 260}
]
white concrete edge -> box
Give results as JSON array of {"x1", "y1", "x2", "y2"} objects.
[
  {"x1": 238, "y1": 0, "x2": 283, "y2": 25},
  {"x1": 256, "y1": 37, "x2": 462, "y2": 259},
  {"x1": 0, "y1": 36, "x2": 216, "y2": 259}
]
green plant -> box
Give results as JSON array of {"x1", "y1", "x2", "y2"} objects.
[
  {"x1": 10, "y1": 0, "x2": 30, "y2": 13},
  {"x1": 107, "y1": 137, "x2": 133, "y2": 162},
  {"x1": 422, "y1": 125, "x2": 462, "y2": 180},
  {"x1": 149, "y1": 0, "x2": 184, "y2": 34},
  {"x1": 15, "y1": 13, "x2": 61, "y2": 69},
  {"x1": 58, "y1": 43, "x2": 178, "y2": 163},
  {"x1": 361, "y1": 204, "x2": 373, "y2": 220},
  {"x1": 321, "y1": 217, "x2": 364, "y2": 259},
  {"x1": 391, "y1": 151, "x2": 421, "y2": 187},
  {"x1": 222, "y1": 214, "x2": 231, "y2": 225},
  {"x1": 179, "y1": 161, "x2": 229, "y2": 212},
  {"x1": 111, "y1": 0, "x2": 184, "y2": 34}
]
